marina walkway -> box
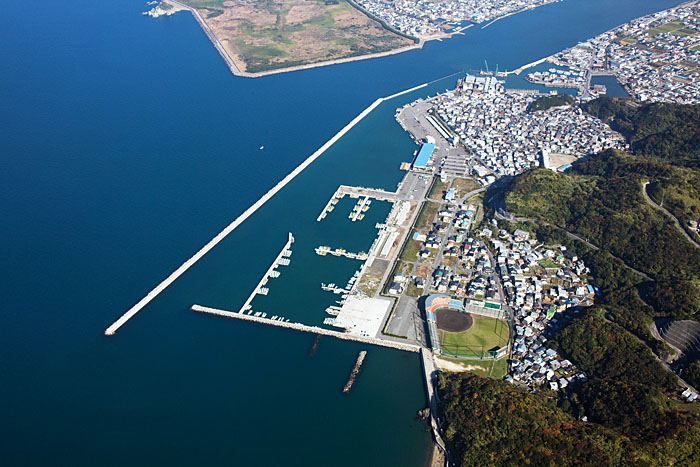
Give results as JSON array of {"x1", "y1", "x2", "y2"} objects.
[{"x1": 238, "y1": 233, "x2": 294, "y2": 313}]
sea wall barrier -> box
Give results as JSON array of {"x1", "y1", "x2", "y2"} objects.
[
  {"x1": 104, "y1": 81, "x2": 435, "y2": 336},
  {"x1": 343, "y1": 350, "x2": 368, "y2": 393},
  {"x1": 192, "y1": 304, "x2": 422, "y2": 353},
  {"x1": 512, "y1": 57, "x2": 548, "y2": 75},
  {"x1": 420, "y1": 348, "x2": 449, "y2": 457}
]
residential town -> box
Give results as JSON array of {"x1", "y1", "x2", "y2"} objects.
[
  {"x1": 528, "y1": 1, "x2": 700, "y2": 104},
  {"x1": 382, "y1": 174, "x2": 592, "y2": 390},
  {"x1": 487, "y1": 226, "x2": 592, "y2": 389},
  {"x1": 354, "y1": 0, "x2": 559, "y2": 38},
  {"x1": 431, "y1": 75, "x2": 625, "y2": 177}
]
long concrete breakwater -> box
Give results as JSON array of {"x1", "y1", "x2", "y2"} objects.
[
  {"x1": 163, "y1": 0, "x2": 245, "y2": 76},
  {"x1": 104, "y1": 80, "x2": 435, "y2": 336},
  {"x1": 192, "y1": 304, "x2": 422, "y2": 352}
]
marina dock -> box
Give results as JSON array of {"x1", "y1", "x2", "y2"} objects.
[
  {"x1": 350, "y1": 196, "x2": 370, "y2": 221},
  {"x1": 106, "y1": 82, "x2": 423, "y2": 336},
  {"x1": 191, "y1": 304, "x2": 421, "y2": 353},
  {"x1": 317, "y1": 185, "x2": 398, "y2": 222},
  {"x1": 315, "y1": 246, "x2": 368, "y2": 260},
  {"x1": 238, "y1": 233, "x2": 294, "y2": 314}
]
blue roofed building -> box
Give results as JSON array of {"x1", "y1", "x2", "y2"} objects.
[{"x1": 413, "y1": 142, "x2": 435, "y2": 170}]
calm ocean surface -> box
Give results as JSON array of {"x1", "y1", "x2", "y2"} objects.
[{"x1": 0, "y1": 0, "x2": 679, "y2": 465}]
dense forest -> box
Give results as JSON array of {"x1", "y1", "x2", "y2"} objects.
[
  {"x1": 504, "y1": 159, "x2": 700, "y2": 282},
  {"x1": 582, "y1": 97, "x2": 700, "y2": 169},
  {"x1": 438, "y1": 371, "x2": 700, "y2": 466},
  {"x1": 684, "y1": 359, "x2": 700, "y2": 389},
  {"x1": 437, "y1": 373, "x2": 626, "y2": 466},
  {"x1": 528, "y1": 93, "x2": 576, "y2": 113}
]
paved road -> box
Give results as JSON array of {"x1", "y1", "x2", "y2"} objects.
[{"x1": 643, "y1": 182, "x2": 700, "y2": 250}]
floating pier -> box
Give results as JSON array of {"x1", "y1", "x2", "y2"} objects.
[
  {"x1": 321, "y1": 283, "x2": 351, "y2": 294},
  {"x1": 350, "y1": 196, "x2": 370, "y2": 221},
  {"x1": 343, "y1": 350, "x2": 367, "y2": 393},
  {"x1": 237, "y1": 232, "x2": 294, "y2": 314},
  {"x1": 315, "y1": 246, "x2": 368, "y2": 260},
  {"x1": 191, "y1": 304, "x2": 420, "y2": 353},
  {"x1": 317, "y1": 193, "x2": 343, "y2": 221}
]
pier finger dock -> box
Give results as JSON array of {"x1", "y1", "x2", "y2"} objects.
[
  {"x1": 238, "y1": 233, "x2": 294, "y2": 314},
  {"x1": 317, "y1": 185, "x2": 399, "y2": 222}
]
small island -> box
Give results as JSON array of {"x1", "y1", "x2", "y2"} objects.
[{"x1": 151, "y1": 0, "x2": 420, "y2": 77}]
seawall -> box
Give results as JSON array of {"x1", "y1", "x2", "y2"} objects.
[
  {"x1": 104, "y1": 85, "x2": 422, "y2": 335},
  {"x1": 192, "y1": 304, "x2": 422, "y2": 353},
  {"x1": 420, "y1": 348, "x2": 449, "y2": 458}
]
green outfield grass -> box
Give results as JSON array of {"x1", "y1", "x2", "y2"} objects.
[{"x1": 439, "y1": 315, "x2": 509, "y2": 358}]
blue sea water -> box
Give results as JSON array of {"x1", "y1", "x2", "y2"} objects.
[{"x1": 0, "y1": 0, "x2": 681, "y2": 465}]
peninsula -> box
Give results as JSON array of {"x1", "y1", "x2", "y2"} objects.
[
  {"x1": 144, "y1": 0, "x2": 560, "y2": 78},
  {"x1": 148, "y1": 0, "x2": 420, "y2": 77}
]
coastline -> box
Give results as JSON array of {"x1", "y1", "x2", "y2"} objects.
[
  {"x1": 480, "y1": 0, "x2": 560, "y2": 30},
  {"x1": 158, "y1": 0, "x2": 470, "y2": 79},
  {"x1": 156, "y1": 0, "x2": 564, "y2": 80},
  {"x1": 510, "y1": 0, "x2": 693, "y2": 79}
]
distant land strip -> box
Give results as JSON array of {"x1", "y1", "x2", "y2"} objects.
[{"x1": 162, "y1": 0, "x2": 471, "y2": 78}]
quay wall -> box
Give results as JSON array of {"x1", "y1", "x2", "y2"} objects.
[
  {"x1": 420, "y1": 349, "x2": 449, "y2": 457},
  {"x1": 192, "y1": 304, "x2": 422, "y2": 353}
]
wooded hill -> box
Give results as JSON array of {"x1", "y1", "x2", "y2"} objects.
[{"x1": 438, "y1": 98, "x2": 700, "y2": 466}]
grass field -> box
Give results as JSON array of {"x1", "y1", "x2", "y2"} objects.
[
  {"x1": 415, "y1": 202, "x2": 439, "y2": 230},
  {"x1": 451, "y1": 177, "x2": 480, "y2": 197},
  {"x1": 399, "y1": 235, "x2": 422, "y2": 262},
  {"x1": 428, "y1": 177, "x2": 449, "y2": 201},
  {"x1": 439, "y1": 315, "x2": 509, "y2": 358},
  {"x1": 183, "y1": 0, "x2": 414, "y2": 73},
  {"x1": 648, "y1": 21, "x2": 696, "y2": 37},
  {"x1": 538, "y1": 258, "x2": 559, "y2": 269}
]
